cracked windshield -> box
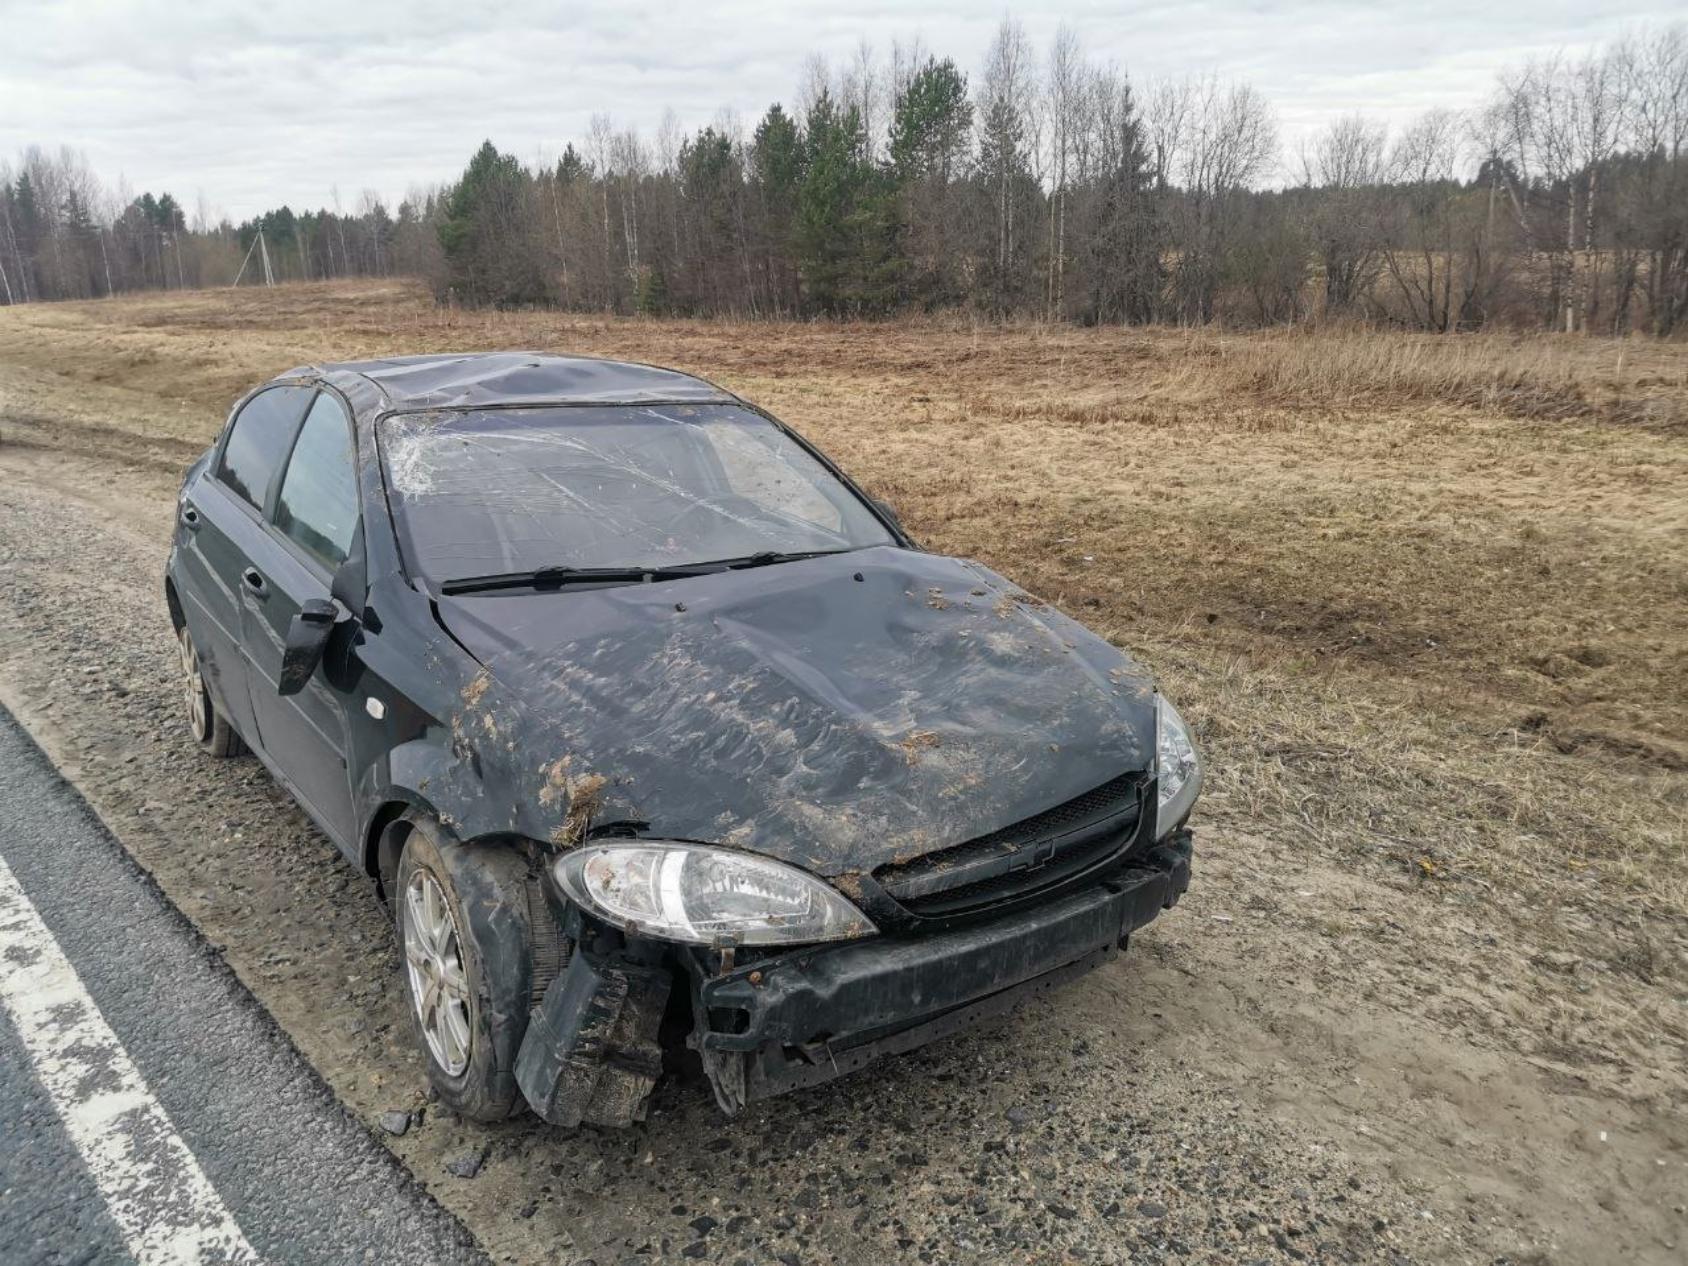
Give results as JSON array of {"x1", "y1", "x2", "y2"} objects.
[{"x1": 380, "y1": 404, "x2": 894, "y2": 582}]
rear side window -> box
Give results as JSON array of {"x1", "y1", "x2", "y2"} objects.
[
  {"x1": 219, "y1": 386, "x2": 313, "y2": 509},
  {"x1": 275, "y1": 394, "x2": 358, "y2": 570}
]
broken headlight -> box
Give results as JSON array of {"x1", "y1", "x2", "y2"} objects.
[
  {"x1": 554, "y1": 843, "x2": 877, "y2": 946},
  {"x1": 1155, "y1": 695, "x2": 1203, "y2": 839}
]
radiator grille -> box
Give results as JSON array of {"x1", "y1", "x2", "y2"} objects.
[{"x1": 875, "y1": 772, "x2": 1144, "y2": 918}]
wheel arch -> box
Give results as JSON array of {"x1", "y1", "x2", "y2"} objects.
[
  {"x1": 363, "y1": 794, "x2": 547, "y2": 894},
  {"x1": 365, "y1": 800, "x2": 416, "y2": 893},
  {"x1": 164, "y1": 573, "x2": 187, "y2": 633}
]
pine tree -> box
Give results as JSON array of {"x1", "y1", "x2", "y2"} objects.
[
  {"x1": 751, "y1": 104, "x2": 803, "y2": 312},
  {"x1": 62, "y1": 186, "x2": 100, "y2": 298},
  {"x1": 888, "y1": 58, "x2": 971, "y2": 183},
  {"x1": 794, "y1": 93, "x2": 865, "y2": 313},
  {"x1": 1083, "y1": 81, "x2": 1163, "y2": 324},
  {"x1": 13, "y1": 173, "x2": 41, "y2": 298},
  {"x1": 154, "y1": 193, "x2": 185, "y2": 232},
  {"x1": 794, "y1": 93, "x2": 901, "y2": 314},
  {"x1": 976, "y1": 95, "x2": 1035, "y2": 314},
  {"x1": 437, "y1": 141, "x2": 549, "y2": 306},
  {"x1": 556, "y1": 145, "x2": 588, "y2": 186},
  {"x1": 888, "y1": 58, "x2": 972, "y2": 307},
  {"x1": 678, "y1": 126, "x2": 740, "y2": 310}
]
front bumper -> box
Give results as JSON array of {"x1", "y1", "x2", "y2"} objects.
[{"x1": 697, "y1": 831, "x2": 1192, "y2": 1106}]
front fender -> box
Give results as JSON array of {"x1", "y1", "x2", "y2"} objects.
[{"x1": 356, "y1": 733, "x2": 523, "y2": 858}]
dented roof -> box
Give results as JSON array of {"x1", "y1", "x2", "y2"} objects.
[{"x1": 279, "y1": 351, "x2": 738, "y2": 416}]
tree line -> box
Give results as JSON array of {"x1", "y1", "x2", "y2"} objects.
[
  {"x1": 0, "y1": 146, "x2": 399, "y2": 306},
  {"x1": 3, "y1": 20, "x2": 1685, "y2": 334}
]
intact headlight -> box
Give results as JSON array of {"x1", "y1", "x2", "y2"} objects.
[
  {"x1": 554, "y1": 842, "x2": 877, "y2": 947},
  {"x1": 1155, "y1": 695, "x2": 1203, "y2": 839}
]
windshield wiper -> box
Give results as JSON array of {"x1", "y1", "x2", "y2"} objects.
[
  {"x1": 440, "y1": 549, "x2": 856, "y2": 595},
  {"x1": 708, "y1": 548, "x2": 856, "y2": 571},
  {"x1": 440, "y1": 563, "x2": 719, "y2": 596}
]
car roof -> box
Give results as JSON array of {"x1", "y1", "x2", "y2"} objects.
[{"x1": 274, "y1": 351, "x2": 739, "y2": 420}]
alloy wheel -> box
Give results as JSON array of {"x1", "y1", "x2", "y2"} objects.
[
  {"x1": 178, "y1": 627, "x2": 210, "y2": 741},
  {"x1": 403, "y1": 869, "x2": 473, "y2": 1076}
]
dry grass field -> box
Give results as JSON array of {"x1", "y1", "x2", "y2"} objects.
[{"x1": 1, "y1": 280, "x2": 1685, "y2": 1263}]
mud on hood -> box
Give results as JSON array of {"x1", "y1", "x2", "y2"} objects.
[{"x1": 439, "y1": 547, "x2": 1156, "y2": 877}]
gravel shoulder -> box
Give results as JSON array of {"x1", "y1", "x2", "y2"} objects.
[{"x1": 0, "y1": 437, "x2": 1683, "y2": 1266}]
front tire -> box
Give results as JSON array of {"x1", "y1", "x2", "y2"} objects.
[
  {"x1": 396, "y1": 819, "x2": 536, "y2": 1121},
  {"x1": 178, "y1": 625, "x2": 244, "y2": 757}
]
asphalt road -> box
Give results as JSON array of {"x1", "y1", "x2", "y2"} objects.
[{"x1": 0, "y1": 706, "x2": 488, "y2": 1266}]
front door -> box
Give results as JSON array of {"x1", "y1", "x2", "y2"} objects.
[
  {"x1": 178, "y1": 384, "x2": 316, "y2": 743},
  {"x1": 240, "y1": 390, "x2": 363, "y2": 850}
]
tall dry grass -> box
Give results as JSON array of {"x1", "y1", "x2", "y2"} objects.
[{"x1": 1193, "y1": 326, "x2": 1688, "y2": 427}]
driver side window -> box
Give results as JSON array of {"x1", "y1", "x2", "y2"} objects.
[{"x1": 275, "y1": 393, "x2": 359, "y2": 570}]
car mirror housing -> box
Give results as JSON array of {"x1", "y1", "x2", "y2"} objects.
[
  {"x1": 330, "y1": 527, "x2": 367, "y2": 615},
  {"x1": 278, "y1": 598, "x2": 340, "y2": 695}
]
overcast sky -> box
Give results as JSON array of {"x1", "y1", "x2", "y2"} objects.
[{"x1": 0, "y1": 1, "x2": 1677, "y2": 222}]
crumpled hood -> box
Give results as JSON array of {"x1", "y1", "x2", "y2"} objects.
[{"x1": 437, "y1": 547, "x2": 1156, "y2": 877}]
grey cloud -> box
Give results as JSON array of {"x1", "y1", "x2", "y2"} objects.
[{"x1": 0, "y1": 0, "x2": 1678, "y2": 218}]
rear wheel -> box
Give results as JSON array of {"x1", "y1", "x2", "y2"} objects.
[
  {"x1": 177, "y1": 626, "x2": 244, "y2": 757},
  {"x1": 396, "y1": 820, "x2": 536, "y2": 1121}
]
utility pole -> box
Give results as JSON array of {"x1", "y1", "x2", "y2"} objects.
[
  {"x1": 233, "y1": 231, "x2": 259, "y2": 286},
  {"x1": 0, "y1": 197, "x2": 26, "y2": 301},
  {"x1": 99, "y1": 227, "x2": 113, "y2": 297},
  {"x1": 233, "y1": 228, "x2": 277, "y2": 288}
]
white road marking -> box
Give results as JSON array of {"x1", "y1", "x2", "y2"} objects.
[{"x1": 0, "y1": 851, "x2": 258, "y2": 1264}]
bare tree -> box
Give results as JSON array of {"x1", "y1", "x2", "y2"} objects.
[
  {"x1": 1300, "y1": 114, "x2": 1387, "y2": 314},
  {"x1": 1044, "y1": 24, "x2": 1084, "y2": 320},
  {"x1": 1380, "y1": 108, "x2": 1467, "y2": 330},
  {"x1": 889, "y1": 36, "x2": 930, "y2": 107},
  {"x1": 795, "y1": 53, "x2": 832, "y2": 126},
  {"x1": 842, "y1": 39, "x2": 884, "y2": 161},
  {"x1": 1158, "y1": 75, "x2": 1278, "y2": 322},
  {"x1": 587, "y1": 114, "x2": 619, "y2": 309},
  {"x1": 609, "y1": 126, "x2": 649, "y2": 300},
  {"x1": 1612, "y1": 26, "x2": 1688, "y2": 331},
  {"x1": 977, "y1": 17, "x2": 1038, "y2": 313},
  {"x1": 1145, "y1": 78, "x2": 1191, "y2": 190},
  {"x1": 1494, "y1": 49, "x2": 1629, "y2": 330}
]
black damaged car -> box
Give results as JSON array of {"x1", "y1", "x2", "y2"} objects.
[{"x1": 165, "y1": 352, "x2": 1202, "y2": 1127}]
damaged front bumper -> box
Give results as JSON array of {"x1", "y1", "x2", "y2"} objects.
[
  {"x1": 515, "y1": 833, "x2": 1191, "y2": 1126},
  {"x1": 698, "y1": 832, "x2": 1192, "y2": 1112}
]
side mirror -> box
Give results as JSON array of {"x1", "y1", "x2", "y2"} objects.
[
  {"x1": 278, "y1": 598, "x2": 341, "y2": 696},
  {"x1": 330, "y1": 530, "x2": 367, "y2": 613}
]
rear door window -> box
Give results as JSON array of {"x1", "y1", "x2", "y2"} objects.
[
  {"x1": 274, "y1": 393, "x2": 359, "y2": 570},
  {"x1": 219, "y1": 386, "x2": 314, "y2": 509}
]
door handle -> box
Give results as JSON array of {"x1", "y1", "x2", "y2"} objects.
[
  {"x1": 241, "y1": 567, "x2": 268, "y2": 598},
  {"x1": 180, "y1": 505, "x2": 201, "y2": 530}
]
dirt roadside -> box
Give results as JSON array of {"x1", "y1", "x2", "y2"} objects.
[
  {"x1": 0, "y1": 284, "x2": 1684, "y2": 1264},
  {"x1": 0, "y1": 442, "x2": 1683, "y2": 1263}
]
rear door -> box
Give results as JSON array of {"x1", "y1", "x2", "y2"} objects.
[
  {"x1": 176, "y1": 385, "x2": 315, "y2": 742},
  {"x1": 239, "y1": 390, "x2": 363, "y2": 850}
]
